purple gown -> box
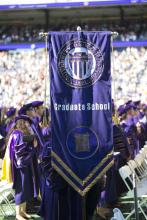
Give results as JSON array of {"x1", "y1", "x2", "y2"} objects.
[
  {"x1": 38, "y1": 141, "x2": 69, "y2": 220},
  {"x1": 8, "y1": 129, "x2": 39, "y2": 205}
]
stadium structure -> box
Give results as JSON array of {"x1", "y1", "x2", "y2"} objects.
[{"x1": 0, "y1": 0, "x2": 146, "y2": 108}]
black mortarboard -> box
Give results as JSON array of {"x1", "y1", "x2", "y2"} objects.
[
  {"x1": 31, "y1": 101, "x2": 44, "y2": 108},
  {"x1": 14, "y1": 115, "x2": 33, "y2": 124},
  {"x1": 133, "y1": 100, "x2": 140, "y2": 106},
  {"x1": 118, "y1": 105, "x2": 126, "y2": 116},
  {"x1": 18, "y1": 103, "x2": 33, "y2": 115},
  {"x1": 6, "y1": 107, "x2": 16, "y2": 118},
  {"x1": 125, "y1": 103, "x2": 137, "y2": 112},
  {"x1": 125, "y1": 100, "x2": 132, "y2": 105}
]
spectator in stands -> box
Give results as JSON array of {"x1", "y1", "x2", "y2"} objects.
[
  {"x1": 0, "y1": 46, "x2": 146, "y2": 108},
  {"x1": 0, "y1": 22, "x2": 147, "y2": 43}
]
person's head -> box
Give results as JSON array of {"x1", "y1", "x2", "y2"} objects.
[
  {"x1": 5, "y1": 107, "x2": 17, "y2": 125},
  {"x1": 12, "y1": 115, "x2": 32, "y2": 134},
  {"x1": 31, "y1": 101, "x2": 44, "y2": 119},
  {"x1": 6, "y1": 117, "x2": 32, "y2": 145},
  {"x1": 18, "y1": 103, "x2": 35, "y2": 118},
  {"x1": 6, "y1": 107, "x2": 16, "y2": 119},
  {"x1": 125, "y1": 103, "x2": 136, "y2": 117},
  {"x1": 118, "y1": 105, "x2": 126, "y2": 122},
  {"x1": 14, "y1": 119, "x2": 31, "y2": 135}
]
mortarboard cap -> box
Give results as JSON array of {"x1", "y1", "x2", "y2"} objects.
[
  {"x1": 14, "y1": 115, "x2": 33, "y2": 124},
  {"x1": 133, "y1": 100, "x2": 140, "y2": 106},
  {"x1": 118, "y1": 105, "x2": 126, "y2": 116},
  {"x1": 31, "y1": 101, "x2": 44, "y2": 108},
  {"x1": 18, "y1": 103, "x2": 33, "y2": 115},
  {"x1": 125, "y1": 103, "x2": 137, "y2": 112},
  {"x1": 6, "y1": 107, "x2": 16, "y2": 118},
  {"x1": 125, "y1": 100, "x2": 132, "y2": 106}
]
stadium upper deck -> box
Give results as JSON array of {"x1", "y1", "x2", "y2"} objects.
[
  {"x1": 0, "y1": 0, "x2": 147, "y2": 49},
  {"x1": 0, "y1": 0, "x2": 146, "y2": 25},
  {"x1": 0, "y1": 1, "x2": 146, "y2": 107}
]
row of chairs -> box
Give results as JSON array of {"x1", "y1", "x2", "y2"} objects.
[
  {"x1": 118, "y1": 145, "x2": 147, "y2": 219},
  {"x1": 0, "y1": 180, "x2": 15, "y2": 216}
]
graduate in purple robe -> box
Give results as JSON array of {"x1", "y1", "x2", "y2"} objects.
[
  {"x1": 18, "y1": 102, "x2": 45, "y2": 151},
  {"x1": 121, "y1": 104, "x2": 139, "y2": 158},
  {"x1": 18, "y1": 102, "x2": 46, "y2": 200},
  {"x1": 103, "y1": 104, "x2": 129, "y2": 208},
  {"x1": 38, "y1": 135, "x2": 69, "y2": 220},
  {"x1": 7, "y1": 116, "x2": 39, "y2": 220},
  {"x1": 39, "y1": 138, "x2": 103, "y2": 220}
]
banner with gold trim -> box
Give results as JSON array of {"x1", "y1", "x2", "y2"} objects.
[{"x1": 49, "y1": 31, "x2": 113, "y2": 196}]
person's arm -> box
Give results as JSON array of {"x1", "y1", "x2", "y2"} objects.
[{"x1": 14, "y1": 131, "x2": 35, "y2": 168}]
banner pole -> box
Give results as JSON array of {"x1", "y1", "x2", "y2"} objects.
[
  {"x1": 39, "y1": 32, "x2": 49, "y2": 125},
  {"x1": 82, "y1": 195, "x2": 87, "y2": 220},
  {"x1": 133, "y1": 173, "x2": 139, "y2": 220},
  {"x1": 44, "y1": 33, "x2": 48, "y2": 108},
  {"x1": 111, "y1": 31, "x2": 119, "y2": 124},
  {"x1": 76, "y1": 25, "x2": 87, "y2": 220}
]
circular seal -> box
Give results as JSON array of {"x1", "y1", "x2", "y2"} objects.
[
  {"x1": 66, "y1": 126, "x2": 99, "y2": 160},
  {"x1": 57, "y1": 39, "x2": 104, "y2": 88}
]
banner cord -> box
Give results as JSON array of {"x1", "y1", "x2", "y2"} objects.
[
  {"x1": 111, "y1": 32, "x2": 119, "y2": 124},
  {"x1": 39, "y1": 32, "x2": 49, "y2": 126}
]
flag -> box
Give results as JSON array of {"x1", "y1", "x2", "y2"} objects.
[{"x1": 49, "y1": 31, "x2": 113, "y2": 196}]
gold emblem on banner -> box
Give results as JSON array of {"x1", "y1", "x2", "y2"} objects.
[{"x1": 75, "y1": 133, "x2": 90, "y2": 152}]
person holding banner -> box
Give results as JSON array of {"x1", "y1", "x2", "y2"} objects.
[
  {"x1": 38, "y1": 138, "x2": 69, "y2": 220},
  {"x1": 6, "y1": 116, "x2": 39, "y2": 220},
  {"x1": 39, "y1": 156, "x2": 106, "y2": 220}
]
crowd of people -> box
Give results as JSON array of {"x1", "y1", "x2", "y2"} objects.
[
  {"x1": 0, "y1": 99, "x2": 147, "y2": 219},
  {"x1": 0, "y1": 49, "x2": 48, "y2": 107},
  {"x1": 0, "y1": 21, "x2": 147, "y2": 44},
  {"x1": 0, "y1": 46, "x2": 146, "y2": 108},
  {"x1": 112, "y1": 47, "x2": 147, "y2": 106}
]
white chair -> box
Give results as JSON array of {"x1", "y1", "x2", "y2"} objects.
[
  {"x1": 110, "y1": 208, "x2": 125, "y2": 220},
  {"x1": 119, "y1": 165, "x2": 147, "y2": 220},
  {"x1": 127, "y1": 160, "x2": 140, "y2": 182},
  {"x1": 134, "y1": 154, "x2": 147, "y2": 178},
  {"x1": 0, "y1": 181, "x2": 15, "y2": 217}
]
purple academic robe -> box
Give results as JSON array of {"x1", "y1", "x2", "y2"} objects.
[
  {"x1": 9, "y1": 129, "x2": 39, "y2": 205},
  {"x1": 38, "y1": 142, "x2": 69, "y2": 220}
]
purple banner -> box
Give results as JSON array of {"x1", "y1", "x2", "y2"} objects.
[{"x1": 49, "y1": 31, "x2": 113, "y2": 196}]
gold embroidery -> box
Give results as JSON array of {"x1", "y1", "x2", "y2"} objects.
[
  {"x1": 52, "y1": 160, "x2": 114, "y2": 196},
  {"x1": 52, "y1": 150, "x2": 113, "y2": 186},
  {"x1": 52, "y1": 151, "x2": 82, "y2": 184},
  {"x1": 75, "y1": 133, "x2": 90, "y2": 152},
  {"x1": 82, "y1": 160, "x2": 114, "y2": 195}
]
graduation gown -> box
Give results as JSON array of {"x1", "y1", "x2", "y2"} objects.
[
  {"x1": 39, "y1": 127, "x2": 102, "y2": 220},
  {"x1": 104, "y1": 124, "x2": 129, "y2": 205},
  {"x1": 9, "y1": 129, "x2": 39, "y2": 205},
  {"x1": 38, "y1": 141, "x2": 69, "y2": 220}
]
